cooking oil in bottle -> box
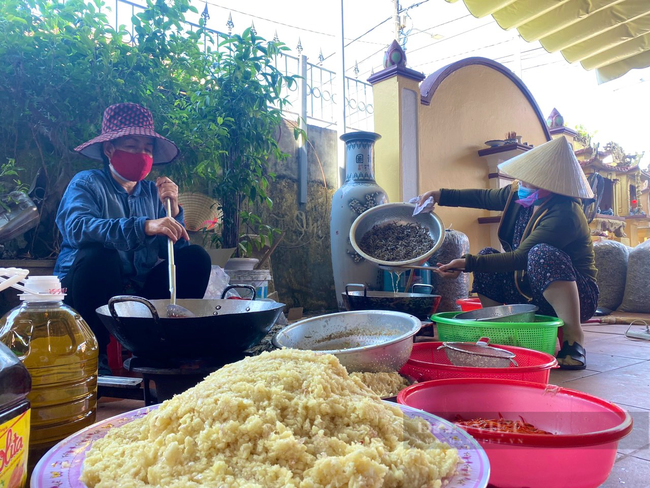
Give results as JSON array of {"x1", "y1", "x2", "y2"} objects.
[
  {"x1": 0, "y1": 341, "x2": 31, "y2": 487},
  {"x1": 0, "y1": 276, "x2": 98, "y2": 473}
]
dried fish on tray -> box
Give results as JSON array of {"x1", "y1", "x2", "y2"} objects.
[
  {"x1": 359, "y1": 222, "x2": 434, "y2": 262},
  {"x1": 350, "y1": 203, "x2": 445, "y2": 267}
]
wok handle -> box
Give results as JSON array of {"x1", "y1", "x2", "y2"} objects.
[
  {"x1": 345, "y1": 283, "x2": 368, "y2": 298},
  {"x1": 410, "y1": 283, "x2": 433, "y2": 294},
  {"x1": 221, "y1": 284, "x2": 257, "y2": 300},
  {"x1": 108, "y1": 295, "x2": 161, "y2": 324}
]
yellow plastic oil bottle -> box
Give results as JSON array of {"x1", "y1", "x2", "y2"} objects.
[
  {"x1": 0, "y1": 275, "x2": 98, "y2": 474},
  {"x1": 0, "y1": 341, "x2": 31, "y2": 487}
]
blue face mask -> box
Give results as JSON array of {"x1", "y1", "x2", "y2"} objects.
[
  {"x1": 518, "y1": 185, "x2": 535, "y2": 200},
  {"x1": 516, "y1": 185, "x2": 551, "y2": 208}
]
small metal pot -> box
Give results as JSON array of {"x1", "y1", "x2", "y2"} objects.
[
  {"x1": 455, "y1": 304, "x2": 539, "y2": 323},
  {"x1": 341, "y1": 283, "x2": 441, "y2": 320},
  {"x1": 272, "y1": 310, "x2": 421, "y2": 373}
]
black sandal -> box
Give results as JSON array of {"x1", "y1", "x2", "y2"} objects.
[{"x1": 557, "y1": 341, "x2": 586, "y2": 370}]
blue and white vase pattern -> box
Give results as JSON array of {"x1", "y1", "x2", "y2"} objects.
[{"x1": 330, "y1": 131, "x2": 388, "y2": 310}]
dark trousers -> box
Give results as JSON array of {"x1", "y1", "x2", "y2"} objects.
[
  {"x1": 472, "y1": 244, "x2": 599, "y2": 322},
  {"x1": 61, "y1": 244, "x2": 211, "y2": 354}
]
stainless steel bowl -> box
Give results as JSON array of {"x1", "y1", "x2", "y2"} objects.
[
  {"x1": 455, "y1": 304, "x2": 539, "y2": 323},
  {"x1": 349, "y1": 203, "x2": 445, "y2": 267},
  {"x1": 272, "y1": 310, "x2": 422, "y2": 373}
]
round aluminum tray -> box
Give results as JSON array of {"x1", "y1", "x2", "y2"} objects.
[{"x1": 349, "y1": 202, "x2": 445, "y2": 267}]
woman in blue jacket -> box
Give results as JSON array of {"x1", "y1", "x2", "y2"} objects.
[{"x1": 55, "y1": 103, "x2": 211, "y2": 374}]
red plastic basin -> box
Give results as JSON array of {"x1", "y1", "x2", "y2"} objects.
[
  {"x1": 456, "y1": 297, "x2": 482, "y2": 311},
  {"x1": 400, "y1": 342, "x2": 558, "y2": 384},
  {"x1": 398, "y1": 378, "x2": 633, "y2": 488}
]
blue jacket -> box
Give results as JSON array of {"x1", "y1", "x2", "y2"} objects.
[{"x1": 54, "y1": 168, "x2": 187, "y2": 285}]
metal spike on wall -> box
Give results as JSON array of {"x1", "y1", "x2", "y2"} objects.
[
  {"x1": 296, "y1": 37, "x2": 303, "y2": 53},
  {"x1": 273, "y1": 30, "x2": 279, "y2": 42},
  {"x1": 318, "y1": 49, "x2": 324, "y2": 65},
  {"x1": 226, "y1": 12, "x2": 234, "y2": 34},
  {"x1": 354, "y1": 60, "x2": 359, "y2": 78},
  {"x1": 250, "y1": 21, "x2": 257, "y2": 35},
  {"x1": 201, "y1": 2, "x2": 209, "y2": 22}
]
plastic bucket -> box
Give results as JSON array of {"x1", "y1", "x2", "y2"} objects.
[
  {"x1": 224, "y1": 269, "x2": 270, "y2": 299},
  {"x1": 382, "y1": 266, "x2": 432, "y2": 292},
  {"x1": 398, "y1": 378, "x2": 633, "y2": 488},
  {"x1": 456, "y1": 297, "x2": 482, "y2": 311}
]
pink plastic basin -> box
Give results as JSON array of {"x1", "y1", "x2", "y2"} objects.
[
  {"x1": 400, "y1": 342, "x2": 558, "y2": 384},
  {"x1": 398, "y1": 378, "x2": 633, "y2": 488},
  {"x1": 456, "y1": 297, "x2": 482, "y2": 311}
]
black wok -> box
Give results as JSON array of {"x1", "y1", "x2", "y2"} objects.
[
  {"x1": 95, "y1": 285, "x2": 285, "y2": 359},
  {"x1": 342, "y1": 283, "x2": 441, "y2": 321}
]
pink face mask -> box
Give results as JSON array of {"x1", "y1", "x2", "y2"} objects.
[{"x1": 110, "y1": 150, "x2": 153, "y2": 181}]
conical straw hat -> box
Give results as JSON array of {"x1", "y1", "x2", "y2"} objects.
[
  {"x1": 177, "y1": 192, "x2": 220, "y2": 232},
  {"x1": 497, "y1": 136, "x2": 594, "y2": 199}
]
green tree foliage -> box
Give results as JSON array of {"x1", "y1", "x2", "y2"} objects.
[
  {"x1": 0, "y1": 0, "x2": 295, "y2": 258},
  {"x1": 194, "y1": 29, "x2": 295, "y2": 254}
]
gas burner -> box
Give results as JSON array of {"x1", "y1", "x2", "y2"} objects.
[
  {"x1": 125, "y1": 353, "x2": 247, "y2": 373},
  {"x1": 124, "y1": 353, "x2": 248, "y2": 405}
]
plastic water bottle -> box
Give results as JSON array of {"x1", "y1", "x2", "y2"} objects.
[{"x1": 0, "y1": 276, "x2": 98, "y2": 473}]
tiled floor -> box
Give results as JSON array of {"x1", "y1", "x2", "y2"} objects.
[
  {"x1": 95, "y1": 317, "x2": 650, "y2": 487},
  {"x1": 96, "y1": 398, "x2": 144, "y2": 422},
  {"x1": 550, "y1": 321, "x2": 650, "y2": 487}
]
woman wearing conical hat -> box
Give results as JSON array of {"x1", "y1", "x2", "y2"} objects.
[{"x1": 418, "y1": 137, "x2": 598, "y2": 370}]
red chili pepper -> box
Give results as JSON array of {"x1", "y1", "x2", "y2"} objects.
[{"x1": 454, "y1": 414, "x2": 552, "y2": 435}]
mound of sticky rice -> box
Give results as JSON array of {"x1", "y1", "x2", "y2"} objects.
[
  {"x1": 350, "y1": 372, "x2": 412, "y2": 398},
  {"x1": 81, "y1": 349, "x2": 458, "y2": 488}
]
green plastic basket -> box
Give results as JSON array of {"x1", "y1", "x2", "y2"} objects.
[{"x1": 432, "y1": 312, "x2": 563, "y2": 355}]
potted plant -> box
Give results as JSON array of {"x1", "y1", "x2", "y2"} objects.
[{"x1": 196, "y1": 216, "x2": 234, "y2": 268}]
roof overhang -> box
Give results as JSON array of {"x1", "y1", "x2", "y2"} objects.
[{"x1": 447, "y1": 0, "x2": 650, "y2": 83}]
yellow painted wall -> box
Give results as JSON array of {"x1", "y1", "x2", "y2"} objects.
[
  {"x1": 373, "y1": 78, "x2": 401, "y2": 201},
  {"x1": 373, "y1": 76, "x2": 423, "y2": 202},
  {"x1": 418, "y1": 65, "x2": 548, "y2": 255}
]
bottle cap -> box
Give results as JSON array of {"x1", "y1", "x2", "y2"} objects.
[{"x1": 19, "y1": 276, "x2": 66, "y2": 302}]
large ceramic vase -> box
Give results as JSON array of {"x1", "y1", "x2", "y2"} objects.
[{"x1": 331, "y1": 131, "x2": 388, "y2": 310}]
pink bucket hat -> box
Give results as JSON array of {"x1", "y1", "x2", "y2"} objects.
[{"x1": 74, "y1": 103, "x2": 179, "y2": 164}]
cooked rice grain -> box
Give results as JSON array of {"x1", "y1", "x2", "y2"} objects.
[
  {"x1": 81, "y1": 349, "x2": 458, "y2": 488},
  {"x1": 350, "y1": 372, "x2": 412, "y2": 398}
]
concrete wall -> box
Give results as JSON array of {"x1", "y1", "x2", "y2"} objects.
[
  {"x1": 267, "y1": 58, "x2": 554, "y2": 310},
  {"x1": 418, "y1": 63, "x2": 549, "y2": 255},
  {"x1": 259, "y1": 121, "x2": 338, "y2": 311}
]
